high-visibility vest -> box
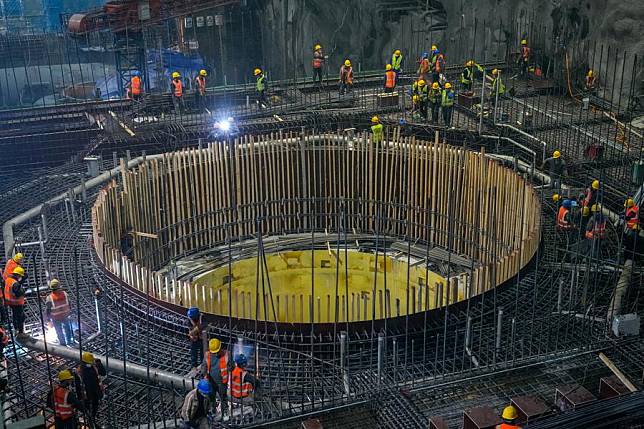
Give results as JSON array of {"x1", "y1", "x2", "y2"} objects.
[
  {"x1": 441, "y1": 89, "x2": 454, "y2": 107},
  {"x1": 391, "y1": 54, "x2": 402, "y2": 71},
  {"x1": 48, "y1": 290, "x2": 71, "y2": 321},
  {"x1": 582, "y1": 189, "x2": 596, "y2": 207},
  {"x1": 205, "y1": 351, "x2": 229, "y2": 384},
  {"x1": 53, "y1": 386, "x2": 75, "y2": 421},
  {"x1": 256, "y1": 75, "x2": 266, "y2": 92},
  {"x1": 230, "y1": 367, "x2": 253, "y2": 398},
  {"x1": 171, "y1": 79, "x2": 183, "y2": 97},
  {"x1": 586, "y1": 75, "x2": 595, "y2": 89},
  {"x1": 340, "y1": 66, "x2": 353, "y2": 84},
  {"x1": 131, "y1": 76, "x2": 142, "y2": 95},
  {"x1": 195, "y1": 76, "x2": 206, "y2": 95},
  {"x1": 557, "y1": 207, "x2": 572, "y2": 230},
  {"x1": 2, "y1": 259, "x2": 18, "y2": 281},
  {"x1": 492, "y1": 76, "x2": 505, "y2": 95},
  {"x1": 433, "y1": 53, "x2": 445, "y2": 72},
  {"x1": 412, "y1": 83, "x2": 429, "y2": 101},
  {"x1": 460, "y1": 67, "x2": 472, "y2": 84},
  {"x1": 371, "y1": 123, "x2": 383, "y2": 144},
  {"x1": 312, "y1": 51, "x2": 323, "y2": 68},
  {"x1": 4, "y1": 277, "x2": 24, "y2": 306},
  {"x1": 0, "y1": 327, "x2": 8, "y2": 346},
  {"x1": 428, "y1": 88, "x2": 441, "y2": 103},
  {"x1": 521, "y1": 46, "x2": 530, "y2": 60},
  {"x1": 496, "y1": 424, "x2": 521, "y2": 429},
  {"x1": 626, "y1": 206, "x2": 639, "y2": 230},
  {"x1": 418, "y1": 58, "x2": 430, "y2": 74},
  {"x1": 585, "y1": 219, "x2": 606, "y2": 239},
  {"x1": 384, "y1": 70, "x2": 396, "y2": 89}
]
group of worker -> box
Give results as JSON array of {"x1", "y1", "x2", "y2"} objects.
[
  {"x1": 48, "y1": 351, "x2": 106, "y2": 429},
  {"x1": 182, "y1": 307, "x2": 259, "y2": 427}
]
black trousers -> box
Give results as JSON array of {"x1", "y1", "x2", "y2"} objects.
[
  {"x1": 313, "y1": 68, "x2": 323, "y2": 85},
  {"x1": 190, "y1": 340, "x2": 203, "y2": 368},
  {"x1": 54, "y1": 417, "x2": 78, "y2": 429},
  {"x1": 257, "y1": 90, "x2": 267, "y2": 106},
  {"x1": 462, "y1": 81, "x2": 472, "y2": 92},
  {"x1": 9, "y1": 305, "x2": 24, "y2": 333},
  {"x1": 442, "y1": 106, "x2": 453, "y2": 126},
  {"x1": 430, "y1": 102, "x2": 440, "y2": 122},
  {"x1": 418, "y1": 102, "x2": 428, "y2": 120}
]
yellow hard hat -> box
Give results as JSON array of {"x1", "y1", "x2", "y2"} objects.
[
  {"x1": 591, "y1": 203, "x2": 601, "y2": 213},
  {"x1": 253, "y1": 68, "x2": 262, "y2": 76},
  {"x1": 553, "y1": 150, "x2": 561, "y2": 159},
  {"x1": 13, "y1": 253, "x2": 23, "y2": 262},
  {"x1": 466, "y1": 60, "x2": 474, "y2": 67},
  {"x1": 171, "y1": 72, "x2": 180, "y2": 79},
  {"x1": 492, "y1": 68, "x2": 499, "y2": 75},
  {"x1": 625, "y1": 198, "x2": 635, "y2": 208},
  {"x1": 418, "y1": 79, "x2": 426, "y2": 87},
  {"x1": 502, "y1": 405, "x2": 518, "y2": 420},
  {"x1": 394, "y1": 49, "x2": 401, "y2": 56},
  {"x1": 344, "y1": 59, "x2": 351, "y2": 67},
  {"x1": 386, "y1": 64, "x2": 392, "y2": 71},
  {"x1": 552, "y1": 193, "x2": 560, "y2": 202},
  {"x1": 371, "y1": 116, "x2": 380, "y2": 123},
  {"x1": 521, "y1": 39, "x2": 527, "y2": 45},
  {"x1": 58, "y1": 370, "x2": 74, "y2": 382},
  {"x1": 591, "y1": 180, "x2": 600, "y2": 190},
  {"x1": 82, "y1": 351, "x2": 95, "y2": 364},
  {"x1": 587, "y1": 69, "x2": 593, "y2": 77},
  {"x1": 199, "y1": 69, "x2": 207, "y2": 76},
  {"x1": 49, "y1": 279, "x2": 60, "y2": 289},
  {"x1": 314, "y1": 44, "x2": 321, "y2": 50},
  {"x1": 444, "y1": 82, "x2": 452, "y2": 89},
  {"x1": 208, "y1": 338, "x2": 221, "y2": 353},
  {"x1": 412, "y1": 94, "x2": 419, "y2": 102},
  {"x1": 582, "y1": 206, "x2": 590, "y2": 217},
  {"x1": 432, "y1": 82, "x2": 439, "y2": 89},
  {"x1": 12, "y1": 266, "x2": 25, "y2": 277},
  {"x1": 431, "y1": 44, "x2": 437, "y2": 51}
]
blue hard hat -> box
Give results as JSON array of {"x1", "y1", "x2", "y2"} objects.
[
  {"x1": 133, "y1": 71, "x2": 140, "y2": 77},
  {"x1": 562, "y1": 199, "x2": 572, "y2": 209},
  {"x1": 399, "y1": 118, "x2": 406, "y2": 126},
  {"x1": 422, "y1": 52, "x2": 428, "y2": 58},
  {"x1": 187, "y1": 307, "x2": 200, "y2": 319},
  {"x1": 235, "y1": 353, "x2": 248, "y2": 367},
  {"x1": 432, "y1": 47, "x2": 439, "y2": 54},
  {"x1": 197, "y1": 379, "x2": 211, "y2": 395}
]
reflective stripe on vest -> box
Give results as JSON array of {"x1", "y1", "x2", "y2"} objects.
[
  {"x1": 4, "y1": 278, "x2": 24, "y2": 306},
  {"x1": 256, "y1": 76, "x2": 266, "y2": 92},
  {"x1": 49, "y1": 291, "x2": 71, "y2": 321},
  {"x1": 496, "y1": 424, "x2": 521, "y2": 429},
  {"x1": 492, "y1": 77, "x2": 505, "y2": 94},
  {"x1": 428, "y1": 89, "x2": 440, "y2": 103},
  {"x1": 172, "y1": 79, "x2": 183, "y2": 97},
  {"x1": 391, "y1": 54, "x2": 402, "y2": 70},
  {"x1": 412, "y1": 84, "x2": 429, "y2": 101},
  {"x1": 131, "y1": 76, "x2": 142, "y2": 95},
  {"x1": 196, "y1": 76, "x2": 206, "y2": 94},
  {"x1": 419, "y1": 58, "x2": 429, "y2": 74},
  {"x1": 521, "y1": 46, "x2": 530, "y2": 59},
  {"x1": 206, "y1": 352, "x2": 229, "y2": 384},
  {"x1": 312, "y1": 51, "x2": 323, "y2": 68},
  {"x1": 585, "y1": 220, "x2": 606, "y2": 239},
  {"x1": 340, "y1": 67, "x2": 353, "y2": 84},
  {"x1": 441, "y1": 90, "x2": 454, "y2": 107},
  {"x1": 557, "y1": 207, "x2": 572, "y2": 229},
  {"x1": 434, "y1": 53, "x2": 445, "y2": 72},
  {"x1": 461, "y1": 67, "x2": 472, "y2": 84},
  {"x1": 54, "y1": 386, "x2": 74, "y2": 420},
  {"x1": 384, "y1": 70, "x2": 396, "y2": 89},
  {"x1": 2, "y1": 259, "x2": 17, "y2": 281},
  {"x1": 626, "y1": 206, "x2": 639, "y2": 230},
  {"x1": 231, "y1": 367, "x2": 252, "y2": 398},
  {"x1": 371, "y1": 124, "x2": 383, "y2": 143}
]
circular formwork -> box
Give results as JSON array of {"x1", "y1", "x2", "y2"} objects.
[{"x1": 92, "y1": 131, "x2": 541, "y2": 333}]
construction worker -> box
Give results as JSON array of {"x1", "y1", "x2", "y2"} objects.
[
  {"x1": 76, "y1": 351, "x2": 106, "y2": 423},
  {"x1": 412, "y1": 79, "x2": 429, "y2": 121},
  {"x1": 430, "y1": 45, "x2": 445, "y2": 86},
  {"x1": 4, "y1": 266, "x2": 25, "y2": 335},
  {"x1": 542, "y1": 150, "x2": 567, "y2": 191},
  {"x1": 45, "y1": 279, "x2": 73, "y2": 346},
  {"x1": 187, "y1": 307, "x2": 203, "y2": 370},
  {"x1": 624, "y1": 198, "x2": 640, "y2": 232},
  {"x1": 557, "y1": 199, "x2": 574, "y2": 231},
  {"x1": 48, "y1": 369, "x2": 83, "y2": 429},
  {"x1": 171, "y1": 71, "x2": 184, "y2": 114},
  {"x1": 585, "y1": 69, "x2": 596, "y2": 92},
  {"x1": 371, "y1": 116, "x2": 383, "y2": 144},
  {"x1": 194, "y1": 69, "x2": 207, "y2": 111},
  {"x1": 496, "y1": 405, "x2": 522, "y2": 429},
  {"x1": 490, "y1": 69, "x2": 505, "y2": 97},
  {"x1": 460, "y1": 60, "x2": 483, "y2": 92},
  {"x1": 180, "y1": 379, "x2": 212, "y2": 429},
  {"x1": 428, "y1": 81, "x2": 441, "y2": 123},
  {"x1": 254, "y1": 68, "x2": 267, "y2": 107},
  {"x1": 411, "y1": 95, "x2": 422, "y2": 120},
  {"x1": 2, "y1": 252, "x2": 23, "y2": 282},
  {"x1": 391, "y1": 49, "x2": 403, "y2": 75},
  {"x1": 519, "y1": 39, "x2": 531, "y2": 77},
  {"x1": 230, "y1": 354, "x2": 258, "y2": 405},
  {"x1": 312, "y1": 44, "x2": 325, "y2": 87},
  {"x1": 202, "y1": 338, "x2": 230, "y2": 410},
  {"x1": 126, "y1": 71, "x2": 143, "y2": 101},
  {"x1": 582, "y1": 180, "x2": 600, "y2": 218},
  {"x1": 585, "y1": 204, "x2": 606, "y2": 244},
  {"x1": 0, "y1": 325, "x2": 8, "y2": 359},
  {"x1": 339, "y1": 60, "x2": 353, "y2": 95},
  {"x1": 441, "y1": 82, "x2": 455, "y2": 127},
  {"x1": 417, "y1": 52, "x2": 430, "y2": 82},
  {"x1": 384, "y1": 64, "x2": 397, "y2": 93}
]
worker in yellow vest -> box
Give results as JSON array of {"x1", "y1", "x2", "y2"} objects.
[{"x1": 371, "y1": 116, "x2": 383, "y2": 145}]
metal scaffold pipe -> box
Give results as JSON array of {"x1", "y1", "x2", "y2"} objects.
[{"x1": 20, "y1": 337, "x2": 195, "y2": 390}]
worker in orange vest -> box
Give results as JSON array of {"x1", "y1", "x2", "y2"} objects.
[
  {"x1": 585, "y1": 204, "x2": 606, "y2": 240},
  {"x1": 383, "y1": 64, "x2": 397, "y2": 93},
  {"x1": 0, "y1": 325, "x2": 8, "y2": 359},
  {"x1": 171, "y1": 71, "x2": 184, "y2": 114},
  {"x1": 496, "y1": 405, "x2": 522, "y2": 428},
  {"x1": 194, "y1": 69, "x2": 207, "y2": 111},
  {"x1": 201, "y1": 338, "x2": 231, "y2": 410},
  {"x1": 624, "y1": 198, "x2": 639, "y2": 232},
  {"x1": 4, "y1": 266, "x2": 26, "y2": 335},
  {"x1": 2, "y1": 252, "x2": 23, "y2": 282},
  {"x1": 312, "y1": 44, "x2": 326, "y2": 88},
  {"x1": 126, "y1": 71, "x2": 143, "y2": 101},
  {"x1": 45, "y1": 279, "x2": 74, "y2": 346},
  {"x1": 430, "y1": 45, "x2": 445, "y2": 86},
  {"x1": 556, "y1": 199, "x2": 574, "y2": 233},
  {"x1": 339, "y1": 60, "x2": 353, "y2": 95},
  {"x1": 47, "y1": 369, "x2": 83, "y2": 429},
  {"x1": 230, "y1": 354, "x2": 258, "y2": 405},
  {"x1": 417, "y1": 52, "x2": 430, "y2": 82},
  {"x1": 519, "y1": 39, "x2": 531, "y2": 77},
  {"x1": 585, "y1": 69, "x2": 596, "y2": 92}
]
